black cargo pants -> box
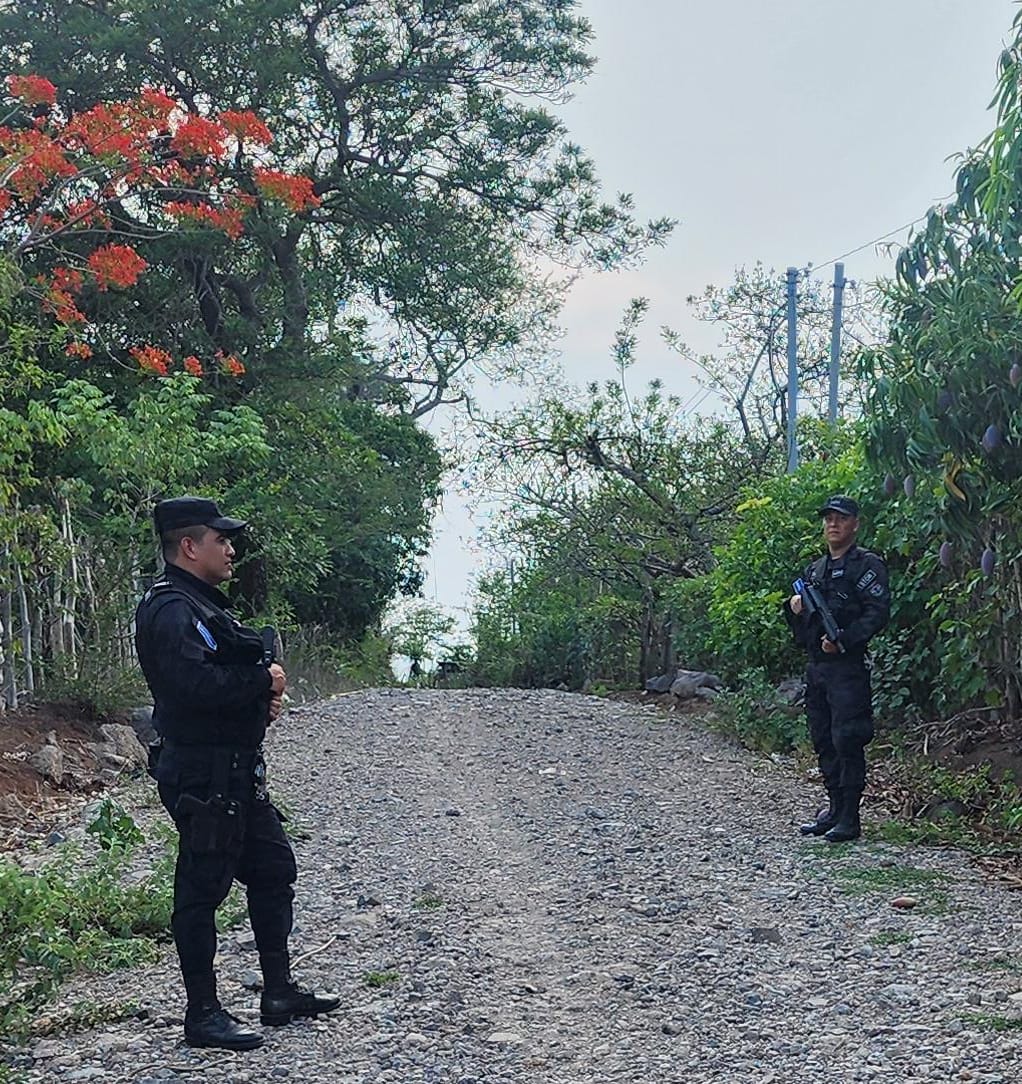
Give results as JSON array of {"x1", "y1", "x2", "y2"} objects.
[
  {"x1": 804, "y1": 655, "x2": 875, "y2": 790},
  {"x1": 156, "y1": 745, "x2": 297, "y2": 1005}
]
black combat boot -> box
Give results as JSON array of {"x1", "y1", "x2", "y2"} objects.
[
  {"x1": 259, "y1": 950, "x2": 341, "y2": 1027},
  {"x1": 184, "y1": 1002, "x2": 264, "y2": 1050},
  {"x1": 824, "y1": 787, "x2": 863, "y2": 843},
  {"x1": 799, "y1": 787, "x2": 840, "y2": 836}
]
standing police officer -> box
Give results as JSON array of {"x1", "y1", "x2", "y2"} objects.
[
  {"x1": 135, "y1": 496, "x2": 339, "y2": 1050},
  {"x1": 784, "y1": 496, "x2": 890, "y2": 843}
]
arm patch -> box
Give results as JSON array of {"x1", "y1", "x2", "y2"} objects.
[
  {"x1": 856, "y1": 569, "x2": 877, "y2": 590},
  {"x1": 195, "y1": 619, "x2": 218, "y2": 651}
]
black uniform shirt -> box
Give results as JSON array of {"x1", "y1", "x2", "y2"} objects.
[
  {"x1": 135, "y1": 563, "x2": 272, "y2": 748},
  {"x1": 785, "y1": 544, "x2": 890, "y2": 659}
]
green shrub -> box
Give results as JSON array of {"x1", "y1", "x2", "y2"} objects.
[
  {"x1": 712, "y1": 667, "x2": 809, "y2": 754},
  {"x1": 86, "y1": 799, "x2": 144, "y2": 852},
  {"x1": 0, "y1": 811, "x2": 174, "y2": 1040}
]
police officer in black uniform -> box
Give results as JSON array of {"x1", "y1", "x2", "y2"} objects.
[
  {"x1": 135, "y1": 496, "x2": 339, "y2": 1051},
  {"x1": 784, "y1": 495, "x2": 890, "y2": 843}
]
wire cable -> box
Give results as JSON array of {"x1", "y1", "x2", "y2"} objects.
[{"x1": 808, "y1": 194, "x2": 954, "y2": 273}]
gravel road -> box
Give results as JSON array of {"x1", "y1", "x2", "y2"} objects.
[{"x1": 12, "y1": 688, "x2": 1022, "y2": 1083}]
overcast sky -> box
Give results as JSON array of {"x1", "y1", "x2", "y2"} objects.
[{"x1": 418, "y1": 0, "x2": 1015, "y2": 632}]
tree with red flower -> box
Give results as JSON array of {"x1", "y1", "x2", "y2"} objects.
[{"x1": 1, "y1": 74, "x2": 317, "y2": 377}]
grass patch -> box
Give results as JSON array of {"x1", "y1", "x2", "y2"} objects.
[
  {"x1": 412, "y1": 891, "x2": 444, "y2": 911},
  {"x1": 808, "y1": 857, "x2": 954, "y2": 915},
  {"x1": 269, "y1": 796, "x2": 311, "y2": 841},
  {"x1": 963, "y1": 1013, "x2": 1022, "y2": 1032},
  {"x1": 873, "y1": 817, "x2": 979, "y2": 849},
  {"x1": 870, "y1": 930, "x2": 914, "y2": 946},
  {"x1": 968, "y1": 957, "x2": 1022, "y2": 974},
  {"x1": 363, "y1": 970, "x2": 400, "y2": 988},
  {"x1": 803, "y1": 840, "x2": 885, "y2": 861},
  {"x1": 832, "y1": 863, "x2": 948, "y2": 894},
  {"x1": 870, "y1": 744, "x2": 1022, "y2": 852},
  {"x1": 217, "y1": 884, "x2": 248, "y2": 931},
  {"x1": 710, "y1": 668, "x2": 810, "y2": 755}
]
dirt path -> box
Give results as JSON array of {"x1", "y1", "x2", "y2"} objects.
[{"x1": 11, "y1": 688, "x2": 1022, "y2": 1083}]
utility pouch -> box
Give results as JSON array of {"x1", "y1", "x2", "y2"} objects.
[
  {"x1": 175, "y1": 792, "x2": 242, "y2": 854},
  {"x1": 252, "y1": 752, "x2": 269, "y2": 803}
]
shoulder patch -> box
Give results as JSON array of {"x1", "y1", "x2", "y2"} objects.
[
  {"x1": 869, "y1": 583, "x2": 886, "y2": 597},
  {"x1": 856, "y1": 569, "x2": 877, "y2": 591},
  {"x1": 195, "y1": 619, "x2": 218, "y2": 651}
]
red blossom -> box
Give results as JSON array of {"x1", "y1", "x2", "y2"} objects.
[
  {"x1": 51, "y1": 266, "x2": 84, "y2": 293},
  {"x1": 166, "y1": 199, "x2": 246, "y2": 239},
  {"x1": 64, "y1": 103, "x2": 146, "y2": 160},
  {"x1": 44, "y1": 287, "x2": 85, "y2": 325},
  {"x1": 216, "y1": 351, "x2": 245, "y2": 376},
  {"x1": 183, "y1": 355, "x2": 203, "y2": 377},
  {"x1": 138, "y1": 87, "x2": 178, "y2": 121},
  {"x1": 218, "y1": 110, "x2": 272, "y2": 146},
  {"x1": 171, "y1": 114, "x2": 227, "y2": 158},
  {"x1": 7, "y1": 74, "x2": 57, "y2": 106},
  {"x1": 254, "y1": 168, "x2": 320, "y2": 211},
  {"x1": 87, "y1": 244, "x2": 147, "y2": 290},
  {"x1": 5, "y1": 130, "x2": 76, "y2": 199},
  {"x1": 129, "y1": 344, "x2": 172, "y2": 376},
  {"x1": 65, "y1": 341, "x2": 93, "y2": 359},
  {"x1": 65, "y1": 199, "x2": 103, "y2": 227}
]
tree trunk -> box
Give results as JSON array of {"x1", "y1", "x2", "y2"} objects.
[
  {"x1": 31, "y1": 595, "x2": 43, "y2": 689},
  {"x1": 1, "y1": 543, "x2": 17, "y2": 710},
  {"x1": 14, "y1": 557, "x2": 33, "y2": 695},
  {"x1": 660, "y1": 610, "x2": 676, "y2": 676},
  {"x1": 61, "y1": 494, "x2": 79, "y2": 673},
  {"x1": 638, "y1": 600, "x2": 654, "y2": 687}
]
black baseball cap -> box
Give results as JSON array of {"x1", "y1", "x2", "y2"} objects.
[
  {"x1": 154, "y1": 496, "x2": 247, "y2": 535},
  {"x1": 816, "y1": 495, "x2": 859, "y2": 518}
]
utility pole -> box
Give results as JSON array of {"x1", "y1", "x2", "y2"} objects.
[
  {"x1": 786, "y1": 266, "x2": 799, "y2": 473},
  {"x1": 828, "y1": 262, "x2": 846, "y2": 427}
]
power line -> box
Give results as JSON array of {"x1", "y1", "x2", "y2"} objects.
[
  {"x1": 808, "y1": 195, "x2": 954, "y2": 274},
  {"x1": 678, "y1": 386, "x2": 714, "y2": 417}
]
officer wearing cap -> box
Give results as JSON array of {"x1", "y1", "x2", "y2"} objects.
[
  {"x1": 134, "y1": 496, "x2": 339, "y2": 1050},
  {"x1": 784, "y1": 495, "x2": 890, "y2": 843}
]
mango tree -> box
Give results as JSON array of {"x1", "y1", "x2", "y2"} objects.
[{"x1": 860, "y1": 14, "x2": 1022, "y2": 715}]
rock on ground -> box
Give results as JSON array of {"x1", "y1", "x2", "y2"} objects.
[{"x1": 13, "y1": 688, "x2": 1022, "y2": 1083}]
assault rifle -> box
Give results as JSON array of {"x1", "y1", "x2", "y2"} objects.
[{"x1": 793, "y1": 578, "x2": 845, "y2": 654}]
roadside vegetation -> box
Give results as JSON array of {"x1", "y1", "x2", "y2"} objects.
[{"x1": 458, "y1": 12, "x2": 1022, "y2": 857}]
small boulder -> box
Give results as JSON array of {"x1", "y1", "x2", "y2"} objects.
[
  {"x1": 644, "y1": 672, "x2": 676, "y2": 694},
  {"x1": 775, "y1": 678, "x2": 805, "y2": 706},
  {"x1": 920, "y1": 798, "x2": 968, "y2": 822},
  {"x1": 129, "y1": 705, "x2": 157, "y2": 746},
  {"x1": 750, "y1": 926, "x2": 783, "y2": 945},
  {"x1": 669, "y1": 670, "x2": 723, "y2": 700},
  {"x1": 87, "y1": 723, "x2": 149, "y2": 774},
  {"x1": 29, "y1": 743, "x2": 64, "y2": 785}
]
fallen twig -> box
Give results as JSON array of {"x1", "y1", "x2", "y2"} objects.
[{"x1": 292, "y1": 934, "x2": 339, "y2": 968}]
